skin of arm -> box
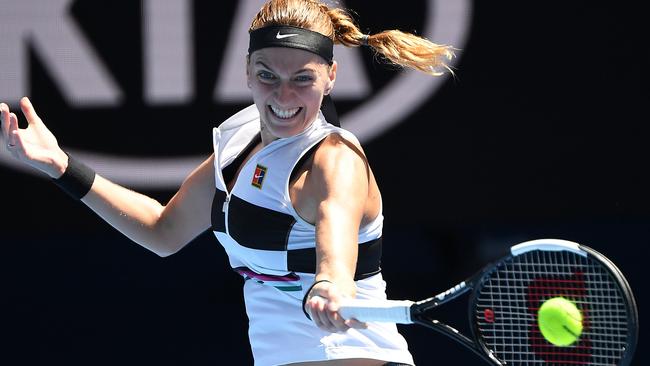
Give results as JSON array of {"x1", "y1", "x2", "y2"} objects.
[
  {"x1": 1, "y1": 97, "x2": 216, "y2": 258},
  {"x1": 81, "y1": 155, "x2": 216, "y2": 257},
  {"x1": 296, "y1": 134, "x2": 374, "y2": 331}
]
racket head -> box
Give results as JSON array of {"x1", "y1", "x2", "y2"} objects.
[{"x1": 469, "y1": 238, "x2": 638, "y2": 366}]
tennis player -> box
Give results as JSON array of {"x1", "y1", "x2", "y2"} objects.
[{"x1": 1, "y1": 1, "x2": 453, "y2": 365}]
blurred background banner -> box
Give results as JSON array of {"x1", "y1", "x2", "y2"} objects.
[
  {"x1": 0, "y1": 0, "x2": 471, "y2": 187},
  {"x1": 1, "y1": 1, "x2": 647, "y2": 365}
]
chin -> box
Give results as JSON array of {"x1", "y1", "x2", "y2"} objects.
[{"x1": 265, "y1": 112, "x2": 312, "y2": 138}]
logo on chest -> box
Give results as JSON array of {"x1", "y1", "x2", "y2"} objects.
[{"x1": 251, "y1": 164, "x2": 268, "y2": 189}]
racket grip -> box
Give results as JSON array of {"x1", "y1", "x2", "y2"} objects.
[{"x1": 338, "y1": 299, "x2": 414, "y2": 324}]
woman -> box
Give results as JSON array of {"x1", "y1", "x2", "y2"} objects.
[{"x1": 1, "y1": 0, "x2": 453, "y2": 365}]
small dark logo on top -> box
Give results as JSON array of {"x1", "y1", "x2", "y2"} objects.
[{"x1": 251, "y1": 164, "x2": 267, "y2": 189}]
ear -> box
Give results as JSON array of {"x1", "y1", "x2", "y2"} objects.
[{"x1": 324, "y1": 61, "x2": 337, "y2": 95}]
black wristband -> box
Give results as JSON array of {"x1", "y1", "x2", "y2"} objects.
[
  {"x1": 302, "y1": 279, "x2": 332, "y2": 320},
  {"x1": 52, "y1": 153, "x2": 96, "y2": 200}
]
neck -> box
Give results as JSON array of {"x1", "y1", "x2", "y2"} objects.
[
  {"x1": 260, "y1": 127, "x2": 279, "y2": 146},
  {"x1": 259, "y1": 115, "x2": 319, "y2": 146}
]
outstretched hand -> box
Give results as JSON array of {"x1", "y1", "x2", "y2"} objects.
[
  {"x1": 304, "y1": 280, "x2": 368, "y2": 333},
  {"x1": 1, "y1": 97, "x2": 68, "y2": 178}
]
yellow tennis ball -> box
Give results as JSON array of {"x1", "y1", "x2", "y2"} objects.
[{"x1": 538, "y1": 297, "x2": 583, "y2": 346}]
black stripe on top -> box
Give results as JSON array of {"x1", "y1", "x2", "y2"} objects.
[
  {"x1": 288, "y1": 237, "x2": 382, "y2": 280},
  {"x1": 211, "y1": 134, "x2": 262, "y2": 232},
  {"x1": 211, "y1": 190, "x2": 227, "y2": 233},
  {"x1": 211, "y1": 192, "x2": 383, "y2": 280},
  {"x1": 227, "y1": 195, "x2": 297, "y2": 251}
]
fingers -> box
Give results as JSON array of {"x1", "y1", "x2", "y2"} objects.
[
  {"x1": 307, "y1": 295, "x2": 349, "y2": 332},
  {"x1": 1, "y1": 103, "x2": 10, "y2": 141},
  {"x1": 8, "y1": 113, "x2": 21, "y2": 148},
  {"x1": 20, "y1": 97, "x2": 41, "y2": 126},
  {"x1": 326, "y1": 293, "x2": 368, "y2": 330},
  {"x1": 344, "y1": 317, "x2": 368, "y2": 329},
  {"x1": 307, "y1": 296, "x2": 329, "y2": 327},
  {"x1": 4, "y1": 113, "x2": 21, "y2": 156},
  {"x1": 1, "y1": 103, "x2": 21, "y2": 151},
  {"x1": 305, "y1": 282, "x2": 368, "y2": 333}
]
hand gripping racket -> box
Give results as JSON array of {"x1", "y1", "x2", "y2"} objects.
[{"x1": 339, "y1": 239, "x2": 638, "y2": 365}]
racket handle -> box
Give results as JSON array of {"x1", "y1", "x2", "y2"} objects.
[{"x1": 338, "y1": 299, "x2": 414, "y2": 324}]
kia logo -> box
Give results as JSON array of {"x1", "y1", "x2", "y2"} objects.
[{"x1": 0, "y1": 0, "x2": 472, "y2": 189}]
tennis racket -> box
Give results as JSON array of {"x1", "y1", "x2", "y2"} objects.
[{"x1": 339, "y1": 238, "x2": 638, "y2": 365}]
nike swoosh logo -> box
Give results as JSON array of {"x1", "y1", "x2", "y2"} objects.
[{"x1": 276, "y1": 31, "x2": 299, "y2": 39}]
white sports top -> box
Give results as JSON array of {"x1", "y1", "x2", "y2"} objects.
[
  {"x1": 209, "y1": 105, "x2": 414, "y2": 366},
  {"x1": 211, "y1": 104, "x2": 383, "y2": 281}
]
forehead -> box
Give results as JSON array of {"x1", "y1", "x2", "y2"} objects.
[{"x1": 250, "y1": 47, "x2": 329, "y2": 71}]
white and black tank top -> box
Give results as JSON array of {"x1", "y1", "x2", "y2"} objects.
[{"x1": 211, "y1": 104, "x2": 382, "y2": 280}]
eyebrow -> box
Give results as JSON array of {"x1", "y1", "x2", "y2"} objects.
[
  {"x1": 254, "y1": 61, "x2": 316, "y2": 75},
  {"x1": 255, "y1": 61, "x2": 272, "y2": 70}
]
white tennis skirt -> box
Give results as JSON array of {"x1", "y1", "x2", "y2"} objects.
[{"x1": 242, "y1": 272, "x2": 415, "y2": 366}]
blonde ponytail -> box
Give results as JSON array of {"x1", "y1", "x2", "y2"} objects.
[
  {"x1": 327, "y1": 7, "x2": 455, "y2": 76},
  {"x1": 251, "y1": 0, "x2": 455, "y2": 76}
]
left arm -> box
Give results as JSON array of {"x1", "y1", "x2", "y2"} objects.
[{"x1": 302, "y1": 134, "x2": 370, "y2": 332}]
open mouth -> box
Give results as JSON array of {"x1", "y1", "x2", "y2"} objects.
[{"x1": 269, "y1": 105, "x2": 301, "y2": 120}]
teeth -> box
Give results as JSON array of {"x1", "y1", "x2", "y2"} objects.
[{"x1": 270, "y1": 105, "x2": 300, "y2": 119}]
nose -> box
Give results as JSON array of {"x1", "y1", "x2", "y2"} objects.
[{"x1": 274, "y1": 81, "x2": 294, "y2": 106}]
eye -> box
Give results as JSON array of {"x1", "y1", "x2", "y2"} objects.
[
  {"x1": 294, "y1": 75, "x2": 314, "y2": 83},
  {"x1": 257, "y1": 71, "x2": 276, "y2": 82}
]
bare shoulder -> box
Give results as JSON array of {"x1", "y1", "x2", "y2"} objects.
[
  {"x1": 306, "y1": 133, "x2": 371, "y2": 193},
  {"x1": 185, "y1": 153, "x2": 215, "y2": 180},
  {"x1": 313, "y1": 133, "x2": 367, "y2": 166},
  {"x1": 178, "y1": 153, "x2": 216, "y2": 193}
]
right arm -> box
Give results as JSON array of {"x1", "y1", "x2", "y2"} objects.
[
  {"x1": 82, "y1": 155, "x2": 215, "y2": 256},
  {"x1": 1, "y1": 97, "x2": 215, "y2": 257}
]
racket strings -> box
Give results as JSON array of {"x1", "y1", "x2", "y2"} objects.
[{"x1": 474, "y1": 249, "x2": 630, "y2": 365}]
